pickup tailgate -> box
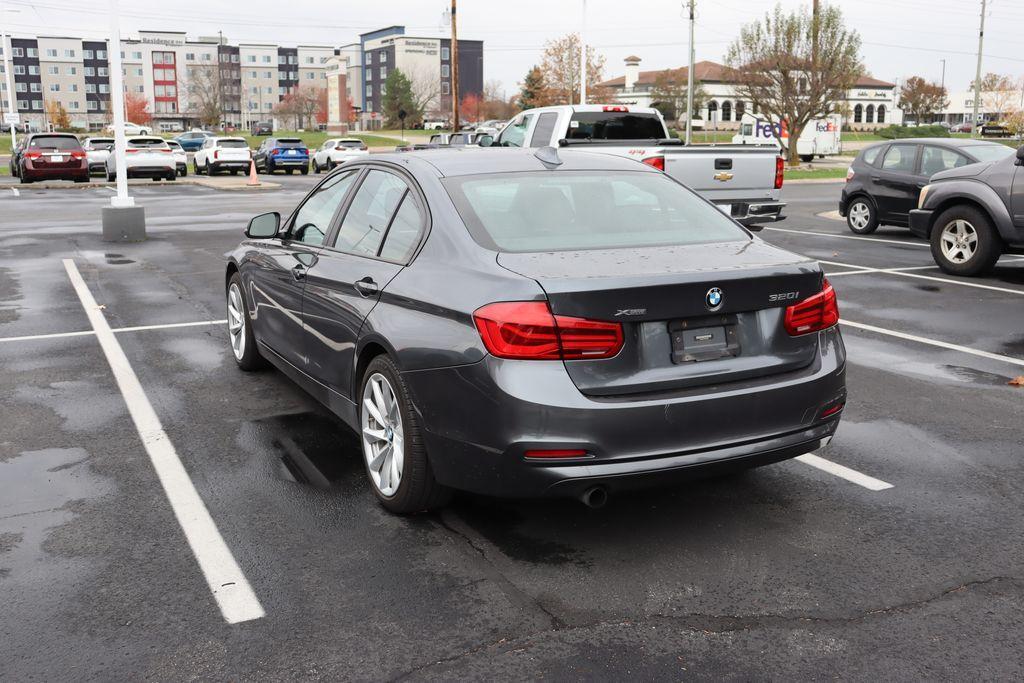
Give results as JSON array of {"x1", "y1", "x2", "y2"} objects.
[{"x1": 663, "y1": 146, "x2": 780, "y2": 203}]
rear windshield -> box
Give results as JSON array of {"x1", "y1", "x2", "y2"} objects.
[
  {"x1": 963, "y1": 144, "x2": 1015, "y2": 163},
  {"x1": 218, "y1": 139, "x2": 249, "y2": 148},
  {"x1": 566, "y1": 112, "x2": 666, "y2": 140},
  {"x1": 88, "y1": 139, "x2": 115, "y2": 149},
  {"x1": 276, "y1": 138, "x2": 304, "y2": 147},
  {"x1": 338, "y1": 140, "x2": 364, "y2": 148},
  {"x1": 445, "y1": 171, "x2": 747, "y2": 253},
  {"x1": 128, "y1": 138, "x2": 168, "y2": 148},
  {"x1": 30, "y1": 135, "x2": 81, "y2": 150}
]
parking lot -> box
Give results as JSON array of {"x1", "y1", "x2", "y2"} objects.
[{"x1": 2, "y1": 177, "x2": 1023, "y2": 679}]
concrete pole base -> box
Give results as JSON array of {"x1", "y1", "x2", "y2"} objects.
[{"x1": 101, "y1": 206, "x2": 146, "y2": 242}]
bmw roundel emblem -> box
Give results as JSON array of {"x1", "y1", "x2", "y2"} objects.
[{"x1": 705, "y1": 287, "x2": 723, "y2": 311}]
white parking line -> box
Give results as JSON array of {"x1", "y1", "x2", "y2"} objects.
[
  {"x1": 796, "y1": 453, "x2": 893, "y2": 491},
  {"x1": 62, "y1": 259, "x2": 264, "y2": 624},
  {"x1": 11, "y1": 187, "x2": 20, "y2": 197},
  {"x1": 765, "y1": 226, "x2": 929, "y2": 248},
  {"x1": 0, "y1": 319, "x2": 226, "y2": 344},
  {"x1": 841, "y1": 319, "x2": 1024, "y2": 368},
  {"x1": 816, "y1": 259, "x2": 1024, "y2": 295}
]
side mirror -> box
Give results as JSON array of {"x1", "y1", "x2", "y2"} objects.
[
  {"x1": 478, "y1": 135, "x2": 494, "y2": 147},
  {"x1": 1016, "y1": 145, "x2": 1024, "y2": 165},
  {"x1": 245, "y1": 212, "x2": 280, "y2": 238}
]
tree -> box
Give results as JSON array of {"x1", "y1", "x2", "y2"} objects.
[
  {"x1": 972, "y1": 73, "x2": 1021, "y2": 120},
  {"x1": 407, "y1": 67, "x2": 439, "y2": 124},
  {"x1": 1005, "y1": 110, "x2": 1024, "y2": 137},
  {"x1": 124, "y1": 91, "x2": 152, "y2": 126},
  {"x1": 45, "y1": 100, "x2": 71, "y2": 129},
  {"x1": 316, "y1": 87, "x2": 328, "y2": 126},
  {"x1": 272, "y1": 86, "x2": 323, "y2": 130},
  {"x1": 539, "y1": 34, "x2": 608, "y2": 105},
  {"x1": 381, "y1": 68, "x2": 417, "y2": 128},
  {"x1": 726, "y1": 3, "x2": 862, "y2": 166},
  {"x1": 648, "y1": 70, "x2": 708, "y2": 122},
  {"x1": 518, "y1": 65, "x2": 549, "y2": 110},
  {"x1": 482, "y1": 80, "x2": 517, "y2": 120},
  {"x1": 184, "y1": 64, "x2": 223, "y2": 127},
  {"x1": 899, "y1": 76, "x2": 948, "y2": 124},
  {"x1": 461, "y1": 93, "x2": 482, "y2": 123}
]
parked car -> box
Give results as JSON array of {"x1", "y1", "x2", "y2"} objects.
[
  {"x1": 173, "y1": 130, "x2": 214, "y2": 152},
  {"x1": 224, "y1": 148, "x2": 846, "y2": 513},
  {"x1": 12, "y1": 133, "x2": 89, "y2": 184},
  {"x1": 253, "y1": 137, "x2": 309, "y2": 174},
  {"x1": 166, "y1": 140, "x2": 188, "y2": 177},
  {"x1": 428, "y1": 132, "x2": 480, "y2": 146},
  {"x1": 82, "y1": 137, "x2": 115, "y2": 174},
  {"x1": 312, "y1": 138, "x2": 369, "y2": 172},
  {"x1": 504, "y1": 104, "x2": 786, "y2": 226},
  {"x1": 192, "y1": 136, "x2": 252, "y2": 175},
  {"x1": 950, "y1": 122, "x2": 974, "y2": 133},
  {"x1": 106, "y1": 121, "x2": 151, "y2": 136},
  {"x1": 251, "y1": 121, "x2": 273, "y2": 136},
  {"x1": 910, "y1": 144, "x2": 1024, "y2": 276},
  {"x1": 839, "y1": 138, "x2": 1015, "y2": 234},
  {"x1": 423, "y1": 119, "x2": 448, "y2": 130},
  {"x1": 105, "y1": 136, "x2": 176, "y2": 182}
]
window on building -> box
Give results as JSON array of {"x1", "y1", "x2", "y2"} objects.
[
  {"x1": 380, "y1": 66, "x2": 387, "y2": 79},
  {"x1": 865, "y1": 104, "x2": 875, "y2": 123},
  {"x1": 13, "y1": 65, "x2": 24, "y2": 75},
  {"x1": 186, "y1": 53, "x2": 195, "y2": 61},
  {"x1": 250, "y1": 70, "x2": 257, "y2": 78},
  {"x1": 304, "y1": 56, "x2": 314, "y2": 64},
  {"x1": 132, "y1": 51, "x2": 142, "y2": 59},
  {"x1": 278, "y1": 55, "x2": 286, "y2": 65},
  {"x1": 99, "y1": 84, "x2": 110, "y2": 93},
  {"x1": 47, "y1": 66, "x2": 59, "y2": 75},
  {"x1": 365, "y1": 52, "x2": 372, "y2": 64},
  {"x1": 16, "y1": 82, "x2": 26, "y2": 92},
  {"x1": 69, "y1": 100, "x2": 79, "y2": 109},
  {"x1": 366, "y1": 84, "x2": 372, "y2": 97},
  {"x1": 46, "y1": 48, "x2": 57, "y2": 57},
  {"x1": 18, "y1": 99, "x2": 29, "y2": 109},
  {"x1": 88, "y1": 101, "x2": 98, "y2": 111},
  {"x1": 27, "y1": 65, "x2": 39, "y2": 75},
  {"x1": 27, "y1": 47, "x2": 37, "y2": 57},
  {"x1": 721, "y1": 100, "x2": 732, "y2": 122},
  {"x1": 246, "y1": 55, "x2": 256, "y2": 63},
  {"x1": 877, "y1": 105, "x2": 886, "y2": 123},
  {"x1": 262, "y1": 55, "x2": 272, "y2": 63},
  {"x1": 134, "y1": 67, "x2": 141, "y2": 76},
  {"x1": 32, "y1": 101, "x2": 42, "y2": 110},
  {"x1": 85, "y1": 67, "x2": 95, "y2": 76},
  {"x1": 265, "y1": 86, "x2": 272, "y2": 94},
  {"x1": 306, "y1": 72, "x2": 315, "y2": 80},
  {"x1": 706, "y1": 100, "x2": 718, "y2": 121},
  {"x1": 69, "y1": 84, "x2": 78, "y2": 92},
  {"x1": 48, "y1": 84, "x2": 59, "y2": 92},
  {"x1": 441, "y1": 47, "x2": 450, "y2": 61},
  {"x1": 84, "y1": 49, "x2": 94, "y2": 59},
  {"x1": 202, "y1": 53, "x2": 211, "y2": 61},
  {"x1": 65, "y1": 49, "x2": 75, "y2": 57},
  {"x1": 135, "y1": 85, "x2": 144, "y2": 93},
  {"x1": 12, "y1": 47, "x2": 23, "y2": 57},
  {"x1": 98, "y1": 50, "x2": 107, "y2": 59},
  {"x1": 853, "y1": 104, "x2": 863, "y2": 123},
  {"x1": 99, "y1": 67, "x2": 109, "y2": 76},
  {"x1": 441, "y1": 81, "x2": 450, "y2": 95},
  {"x1": 155, "y1": 85, "x2": 165, "y2": 97},
  {"x1": 30, "y1": 82, "x2": 41, "y2": 92},
  {"x1": 264, "y1": 70, "x2": 272, "y2": 78},
  {"x1": 441, "y1": 64, "x2": 449, "y2": 78},
  {"x1": 85, "y1": 83, "x2": 96, "y2": 93}
]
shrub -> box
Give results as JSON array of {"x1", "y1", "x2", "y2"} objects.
[{"x1": 877, "y1": 124, "x2": 950, "y2": 139}]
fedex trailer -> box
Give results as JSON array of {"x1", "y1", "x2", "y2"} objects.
[{"x1": 732, "y1": 113, "x2": 842, "y2": 161}]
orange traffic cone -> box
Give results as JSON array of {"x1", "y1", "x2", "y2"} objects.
[{"x1": 247, "y1": 158, "x2": 261, "y2": 186}]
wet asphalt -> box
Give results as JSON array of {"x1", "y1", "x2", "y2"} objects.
[{"x1": 1, "y1": 176, "x2": 1023, "y2": 680}]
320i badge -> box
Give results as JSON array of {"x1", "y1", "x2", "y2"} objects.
[{"x1": 225, "y1": 147, "x2": 846, "y2": 513}]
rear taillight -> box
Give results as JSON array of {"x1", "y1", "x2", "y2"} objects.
[
  {"x1": 214, "y1": 150, "x2": 220, "y2": 160},
  {"x1": 602, "y1": 105, "x2": 628, "y2": 112},
  {"x1": 71, "y1": 150, "x2": 86, "y2": 159},
  {"x1": 642, "y1": 156, "x2": 665, "y2": 172},
  {"x1": 126, "y1": 148, "x2": 139, "y2": 154},
  {"x1": 271, "y1": 148, "x2": 280, "y2": 155},
  {"x1": 25, "y1": 150, "x2": 42, "y2": 159},
  {"x1": 473, "y1": 301, "x2": 624, "y2": 361},
  {"x1": 774, "y1": 156, "x2": 784, "y2": 189},
  {"x1": 845, "y1": 167, "x2": 855, "y2": 182},
  {"x1": 784, "y1": 278, "x2": 839, "y2": 336},
  {"x1": 302, "y1": 148, "x2": 309, "y2": 155}
]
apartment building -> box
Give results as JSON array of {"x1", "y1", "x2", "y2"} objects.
[{"x1": 2, "y1": 26, "x2": 481, "y2": 132}]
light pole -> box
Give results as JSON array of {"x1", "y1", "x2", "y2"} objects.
[
  {"x1": 971, "y1": 0, "x2": 986, "y2": 136},
  {"x1": 939, "y1": 58, "x2": 946, "y2": 91},
  {"x1": 579, "y1": 0, "x2": 587, "y2": 105},
  {"x1": 685, "y1": 0, "x2": 695, "y2": 145},
  {"x1": 1, "y1": 5, "x2": 21, "y2": 150}
]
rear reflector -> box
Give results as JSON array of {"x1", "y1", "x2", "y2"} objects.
[
  {"x1": 784, "y1": 278, "x2": 839, "y2": 335},
  {"x1": 845, "y1": 167, "x2": 855, "y2": 182},
  {"x1": 524, "y1": 449, "x2": 588, "y2": 459},
  {"x1": 473, "y1": 301, "x2": 624, "y2": 361},
  {"x1": 642, "y1": 156, "x2": 665, "y2": 172},
  {"x1": 774, "y1": 156, "x2": 784, "y2": 189},
  {"x1": 820, "y1": 402, "x2": 845, "y2": 418},
  {"x1": 602, "y1": 105, "x2": 628, "y2": 112}
]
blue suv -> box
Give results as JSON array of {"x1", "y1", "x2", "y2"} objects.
[{"x1": 254, "y1": 137, "x2": 309, "y2": 174}]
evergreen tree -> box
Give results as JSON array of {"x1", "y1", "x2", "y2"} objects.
[
  {"x1": 382, "y1": 69, "x2": 418, "y2": 127},
  {"x1": 518, "y1": 66, "x2": 547, "y2": 110}
]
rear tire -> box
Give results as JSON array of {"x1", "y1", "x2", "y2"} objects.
[
  {"x1": 930, "y1": 205, "x2": 1002, "y2": 277},
  {"x1": 300, "y1": 166, "x2": 309, "y2": 175},
  {"x1": 105, "y1": 170, "x2": 114, "y2": 182},
  {"x1": 846, "y1": 197, "x2": 878, "y2": 235},
  {"x1": 226, "y1": 273, "x2": 267, "y2": 371},
  {"x1": 359, "y1": 355, "x2": 452, "y2": 514}
]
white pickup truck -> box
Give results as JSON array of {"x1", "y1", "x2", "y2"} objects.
[{"x1": 492, "y1": 104, "x2": 785, "y2": 226}]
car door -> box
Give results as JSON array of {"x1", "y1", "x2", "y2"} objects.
[
  {"x1": 872, "y1": 143, "x2": 923, "y2": 224},
  {"x1": 301, "y1": 167, "x2": 425, "y2": 400},
  {"x1": 246, "y1": 169, "x2": 360, "y2": 368}
]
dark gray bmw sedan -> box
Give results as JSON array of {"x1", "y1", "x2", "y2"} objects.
[{"x1": 225, "y1": 148, "x2": 846, "y2": 513}]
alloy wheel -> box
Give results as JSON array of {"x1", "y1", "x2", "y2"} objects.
[
  {"x1": 939, "y1": 219, "x2": 978, "y2": 264},
  {"x1": 848, "y1": 202, "x2": 871, "y2": 230},
  {"x1": 361, "y1": 372, "x2": 404, "y2": 497},
  {"x1": 226, "y1": 283, "x2": 246, "y2": 360}
]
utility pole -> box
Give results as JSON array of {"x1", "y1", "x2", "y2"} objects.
[
  {"x1": 579, "y1": 0, "x2": 587, "y2": 105},
  {"x1": 450, "y1": 0, "x2": 459, "y2": 131},
  {"x1": 684, "y1": 0, "x2": 695, "y2": 145},
  {"x1": 1, "y1": 7, "x2": 20, "y2": 150},
  {"x1": 939, "y1": 58, "x2": 946, "y2": 91},
  {"x1": 971, "y1": 0, "x2": 986, "y2": 136}
]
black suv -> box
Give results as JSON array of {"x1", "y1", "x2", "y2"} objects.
[
  {"x1": 910, "y1": 145, "x2": 1024, "y2": 276},
  {"x1": 839, "y1": 139, "x2": 1015, "y2": 235}
]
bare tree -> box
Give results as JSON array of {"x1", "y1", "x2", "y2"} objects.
[
  {"x1": 407, "y1": 66, "x2": 441, "y2": 122},
  {"x1": 272, "y1": 86, "x2": 324, "y2": 130},
  {"x1": 539, "y1": 33, "x2": 608, "y2": 105},
  {"x1": 726, "y1": 3, "x2": 862, "y2": 166},
  {"x1": 648, "y1": 70, "x2": 708, "y2": 122},
  {"x1": 973, "y1": 73, "x2": 1022, "y2": 120},
  {"x1": 184, "y1": 64, "x2": 223, "y2": 128}
]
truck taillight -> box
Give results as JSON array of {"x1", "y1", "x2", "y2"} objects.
[
  {"x1": 602, "y1": 106, "x2": 628, "y2": 112},
  {"x1": 774, "y1": 156, "x2": 784, "y2": 189},
  {"x1": 784, "y1": 279, "x2": 839, "y2": 336},
  {"x1": 473, "y1": 301, "x2": 624, "y2": 361},
  {"x1": 642, "y1": 156, "x2": 665, "y2": 172}
]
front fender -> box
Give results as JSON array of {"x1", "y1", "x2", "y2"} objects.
[{"x1": 923, "y1": 179, "x2": 1015, "y2": 241}]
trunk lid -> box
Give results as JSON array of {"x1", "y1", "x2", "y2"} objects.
[
  {"x1": 497, "y1": 240, "x2": 824, "y2": 396},
  {"x1": 663, "y1": 146, "x2": 780, "y2": 203}
]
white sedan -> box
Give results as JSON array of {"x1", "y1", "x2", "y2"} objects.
[
  {"x1": 105, "y1": 121, "x2": 152, "y2": 136},
  {"x1": 312, "y1": 138, "x2": 369, "y2": 173},
  {"x1": 105, "y1": 136, "x2": 177, "y2": 181}
]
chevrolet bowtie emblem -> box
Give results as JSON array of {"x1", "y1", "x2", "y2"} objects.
[{"x1": 713, "y1": 172, "x2": 734, "y2": 182}]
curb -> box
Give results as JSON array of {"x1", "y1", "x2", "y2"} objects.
[{"x1": 784, "y1": 178, "x2": 846, "y2": 184}]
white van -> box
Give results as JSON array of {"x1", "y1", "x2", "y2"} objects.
[{"x1": 732, "y1": 113, "x2": 842, "y2": 161}]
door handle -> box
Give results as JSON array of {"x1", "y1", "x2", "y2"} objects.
[
  {"x1": 870, "y1": 175, "x2": 881, "y2": 182},
  {"x1": 291, "y1": 264, "x2": 306, "y2": 281},
  {"x1": 354, "y1": 277, "x2": 378, "y2": 297}
]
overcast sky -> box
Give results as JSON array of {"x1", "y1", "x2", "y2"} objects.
[{"x1": 3, "y1": 0, "x2": 1022, "y2": 97}]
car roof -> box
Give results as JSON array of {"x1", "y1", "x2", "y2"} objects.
[
  {"x1": 382, "y1": 148, "x2": 663, "y2": 178},
  {"x1": 867, "y1": 138, "x2": 1007, "y2": 148},
  {"x1": 214, "y1": 136, "x2": 246, "y2": 142}
]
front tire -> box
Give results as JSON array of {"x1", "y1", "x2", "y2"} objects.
[
  {"x1": 846, "y1": 197, "x2": 878, "y2": 235},
  {"x1": 313, "y1": 160, "x2": 321, "y2": 173},
  {"x1": 226, "y1": 274, "x2": 267, "y2": 371},
  {"x1": 930, "y1": 205, "x2": 1002, "y2": 276},
  {"x1": 360, "y1": 356, "x2": 451, "y2": 514}
]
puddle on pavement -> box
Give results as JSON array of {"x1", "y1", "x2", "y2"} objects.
[
  {"x1": 103, "y1": 253, "x2": 135, "y2": 265},
  {"x1": 942, "y1": 365, "x2": 1014, "y2": 386},
  {"x1": 1001, "y1": 336, "x2": 1024, "y2": 356},
  {"x1": 914, "y1": 284, "x2": 941, "y2": 292}
]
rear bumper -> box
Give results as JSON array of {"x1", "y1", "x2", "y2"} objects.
[
  {"x1": 717, "y1": 200, "x2": 786, "y2": 226},
  {"x1": 211, "y1": 160, "x2": 250, "y2": 170},
  {"x1": 123, "y1": 165, "x2": 175, "y2": 178},
  {"x1": 403, "y1": 326, "x2": 846, "y2": 498},
  {"x1": 21, "y1": 162, "x2": 88, "y2": 180},
  {"x1": 908, "y1": 209, "x2": 933, "y2": 239}
]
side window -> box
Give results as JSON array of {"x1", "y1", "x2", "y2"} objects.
[
  {"x1": 379, "y1": 193, "x2": 425, "y2": 262},
  {"x1": 290, "y1": 171, "x2": 358, "y2": 246},
  {"x1": 498, "y1": 113, "x2": 534, "y2": 147},
  {"x1": 920, "y1": 146, "x2": 969, "y2": 176},
  {"x1": 333, "y1": 170, "x2": 408, "y2": 256},
  {"x1": 861, "y1": 145, "x2": 883, "y2": 166},
  {"x1": 529, "y1": 112, "x2": 559, "y2": 147},
  {"x1": 880, "y1": 144, "x2": 918, "y2": 173}
]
